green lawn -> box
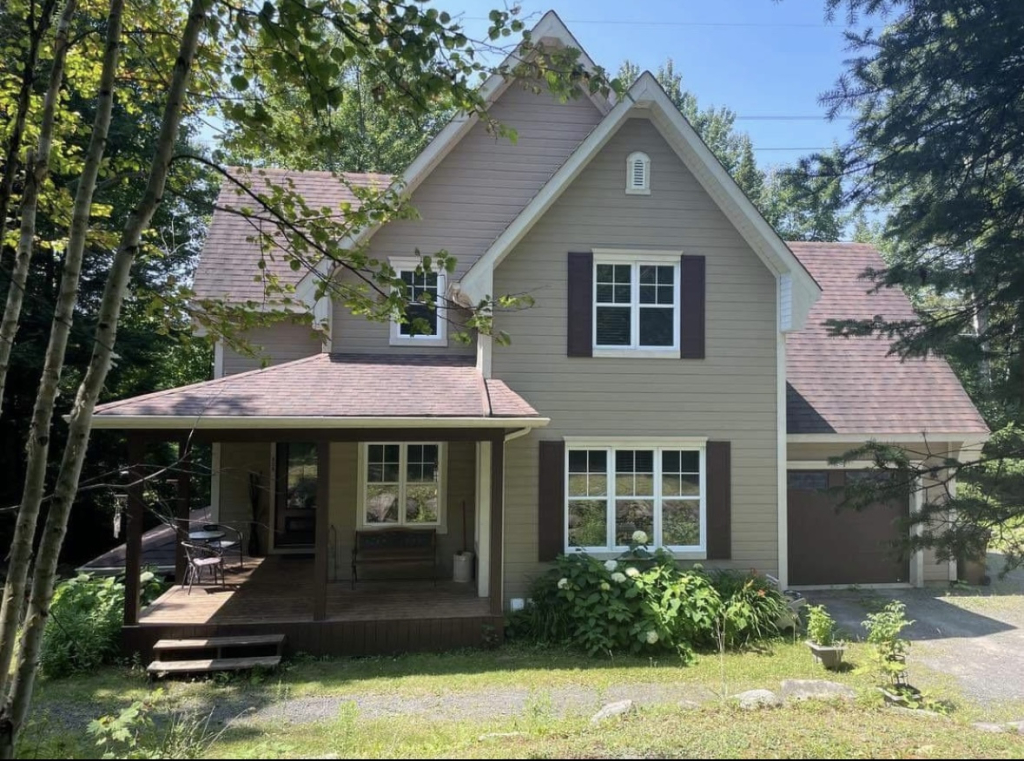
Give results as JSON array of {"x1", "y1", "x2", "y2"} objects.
[{"x1": 21, "y1": 640, "x2": 1024, "y2": 759}]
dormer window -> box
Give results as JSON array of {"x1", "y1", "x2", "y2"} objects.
[
  {"x1": 389, "y1": 257, "x2": 447, "y2": 346},
  {"x1": 626, "y1": 151, "x2": 650, "y2": 195}
]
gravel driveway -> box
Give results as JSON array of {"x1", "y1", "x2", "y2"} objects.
[{"x1": 804, "y1": 554, "x2": 1024, "y2": 704}]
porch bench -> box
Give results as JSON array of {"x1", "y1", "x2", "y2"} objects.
[{"x1": 351, "y1": 528, "x2": 437, "y2": 589}]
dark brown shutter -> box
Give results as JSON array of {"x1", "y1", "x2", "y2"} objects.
[
  {"x1": 538, "y1": 440, "x2": 565, "y2": 561},
  {"x1": 567, "y1": 252, "x2": 593, "y2": 357},
  {"x1": 706, "y1": 440, "x2": 731, "y2": 559},
  {"x1": 680, "y1": 254, "x2": 706, "y2": 359}
]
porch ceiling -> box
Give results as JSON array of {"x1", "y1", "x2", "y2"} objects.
[{"x1": 92, "y1": 353, "x2": 546, "y2": 430}]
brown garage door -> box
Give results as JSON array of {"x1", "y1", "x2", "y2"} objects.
[{"x1": 788, "y1": 470, "x2": 909, "y2": 586}]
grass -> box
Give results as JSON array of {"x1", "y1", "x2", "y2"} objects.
[{"x1": 20, "y1": 639, "x2": 1024, "y2": 759}]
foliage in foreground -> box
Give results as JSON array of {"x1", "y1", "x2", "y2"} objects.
[
  {"x1": 40, "y1": 572, "x2": 166, "y2": 678},
  {"x1": 86, "y1": 689, "x2": 217, "y2": 760},
  {"x1": 509, "y1": 539, "x2": 786, "y2": 658}
]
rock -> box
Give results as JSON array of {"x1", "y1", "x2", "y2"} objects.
[
  {"x1": 677, "y1": 699, "x2": 702, "y2": 710},
  {"x1": 972, "y1": 722, "x2": 1007, "y2": 733},
  {"x1": 1006, "y1": 721, "x2": 1024, "y2": 735},
  {"x1": 780, "y1": 679, "x2": 857, "y2": 703},
  {"x1": 478, "y1": 732, "x2": 524, "y2": 742},
  {"x1": 732, "y1": 689, "x2": 782, "y2": 710},
  {"x1": 590, "y1": 699, "x2": 635, "y2": 724}
]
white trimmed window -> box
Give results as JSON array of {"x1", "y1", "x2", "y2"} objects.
[
  {"x1": 565, "y1": 441, "x2": 705, "y2": 555},
  {"x1": 389, "y1": 257, "x2": 447, "y2": 346},
  {"x1": 626, "y1": 151, "x2": 650, "y2": 194},
  {"x1": 593, "y1": 250, "x2": 679, "y2": 353},
  {"x1": 359, "y1": 443, "x2": 446, "y2": 530}
]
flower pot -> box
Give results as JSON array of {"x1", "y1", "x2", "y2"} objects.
[
  {"x1": 806, "y1": 641, "x2": 845, "y2": 670},
  {"x1": 878, "y1": 685, "x2": 921, "y2": 707}
]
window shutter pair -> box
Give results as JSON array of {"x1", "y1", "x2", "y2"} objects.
[
  {"x1": 566, "y1": 252, "x2": 705, "y2": 359},
  {"x1": 537, "y1": 440, "x2": 731, "y2": 561}
]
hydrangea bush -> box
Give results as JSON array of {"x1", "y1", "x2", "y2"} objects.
[{"x1": 509, "y1": 535, "x2": 786, "y2": 659}]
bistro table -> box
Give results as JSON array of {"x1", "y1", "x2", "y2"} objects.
[{"x1": 188, "y1": 529, "x2": 226, "y2": 543}]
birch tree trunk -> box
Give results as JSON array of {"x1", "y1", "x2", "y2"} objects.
[
  {"x1": 0, "y1": 0, "x2": 59, "y2": 266},
  {"x1": 0, "y1": 0, "x2": 78, "y2": 416},
  {"x1": 0, "y1": 1, "x2": 209, "y2": 754},
  {"x1": 0, "y1": 0, "x2": 121, "y2": 704}
]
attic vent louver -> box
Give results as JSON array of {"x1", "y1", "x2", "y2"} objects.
[{"x1": 626, "y1": 151, "x2": 650, "y2": 194}]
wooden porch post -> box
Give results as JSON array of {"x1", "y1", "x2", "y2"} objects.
[
  {"x1": 123, "y1": 434, "x2": 145, "y2": 626},
  {"x1": 175, "y1": 437, "x2": 191, "y2": 582},
  {"x1": 313, "y1": 441, "x2": 330, "y2": 621},
  {"x1": 489, "y1": 433, "x2": 504, "y2": 616}
]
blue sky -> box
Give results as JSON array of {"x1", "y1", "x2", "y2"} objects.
[{"x1": 441, "y1": 0, "x2": 863, "y2": 169}]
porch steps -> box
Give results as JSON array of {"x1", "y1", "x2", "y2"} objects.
[{"x1": 148, "y1": 633, "x2": 285, "y2": 676}]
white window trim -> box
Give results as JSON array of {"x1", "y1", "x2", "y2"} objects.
[
  {"x1": 625, "y1": 151, "x2": 651, "y2": 195},
  {"x1": 592, "y1": 251, "x2": 680, "y2": 354},
  {"x1": 389, "y1": 256, "x2": 447, "y2": 347},
  {"x1": 563, "y1": 439, "x2": 706, "y2": 558},
  {"x1": 357, "y1": 442, "x2": 448, "y2": 533}
]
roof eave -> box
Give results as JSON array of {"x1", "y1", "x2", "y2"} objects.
[{"x1": 90, "y1": 415, "x2": 551, "y2": 431}]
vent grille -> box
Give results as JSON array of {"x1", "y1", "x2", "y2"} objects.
[{"x1": 626, "y1": 152, "x2": 650, "y2": 193}]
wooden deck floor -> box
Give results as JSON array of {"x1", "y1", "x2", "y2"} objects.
[{"x1": 139, "y1": 555, "x2": 489, "y2": 626}]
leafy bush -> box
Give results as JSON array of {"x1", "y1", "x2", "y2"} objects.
[
  {"x1": 41, "y1": 571, "x2": 167, "y2": 678},
  {"x1": 87, "y1": 689, "x2": 217, "y2": 759},
  {"x1": 508, "y1": 540, "x2": 784, "y2": 658},
  {"x1": 863, "y1": 600, "x2": 914, "y2": 688},
  {"x1": 805, "y1": 604, "x2": 839, "y2": 646}
]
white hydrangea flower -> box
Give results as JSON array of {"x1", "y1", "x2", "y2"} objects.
[
  {"x1": 646, "y1": 630, "x2": 659, "y2": 645},
  {"x1": 632, "y1": 530, "x2": 649, "y2": 544},
  {"x1": 600, "y1": 581, "x2": 611, "y2": 591},
  {"x1": 625, "y1": 567, "x2": 640, "y2": 578},
  {"x1": 604, "y1": 559, "x2": 618, "y2": 572},
  {"x1": 557, "y1": 577, "x2": 569, "y2": 590},
  {"x1": 611, "y1": 572, "x2": 627, "y2": 583}
]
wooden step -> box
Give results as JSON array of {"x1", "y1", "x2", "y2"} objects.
[
  {"x1": 153, "y1": 634, "x2": 285, "y2": 653},
  {"x1": 148, "y1": 655, "x2": 281, "y2": 676}
]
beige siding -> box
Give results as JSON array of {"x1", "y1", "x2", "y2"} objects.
[
  {"x1": 492, "y1": 117, "x2": 780, "y2": 600},
  {"x1": 217, "y1": 442, "x2": 272, "y2": 553},
  {"x1": 222, "y1": 320, "x2": 323, "y2": 375},
  {"x1": 328, "y1": 441, "x2": 476, "y2": 581},
  {"x1": 331, "y1": 83, "x2": 604, "y2": 355}
]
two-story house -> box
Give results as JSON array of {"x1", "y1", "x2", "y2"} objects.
[{"x1": 94, "y1": 12, "x2": 988, "y2": 660}]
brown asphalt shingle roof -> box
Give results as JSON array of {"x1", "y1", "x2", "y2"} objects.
[
  {"x1": 93, "y1": 354, "x2": 539, "y2": 420},
  {"x1": 193, "y1": 168, "x2": 391, "y2": 303},
  {"x1": 787, "y1": 242, "x2": 988, "y2": 436}
]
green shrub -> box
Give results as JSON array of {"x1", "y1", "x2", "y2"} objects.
[
  {"x1": 41, "y1": 571, "x2": 167, "y2": 678},
  {"x1": 805, "y1": 604, "x2": 839, "y2": 646},
  {"x1": 509, "y1": 545, "x2": 784, "y2": 657},
  {"x1": 87, "y1": 689, "x2": 218, "y2": 759},
  {"x1": 863, "y1": 600, "x2": 914, "y2": 688}
]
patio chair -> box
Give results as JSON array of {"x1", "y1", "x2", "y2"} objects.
[
  {"x1": 181, "y1": 541, "x2": 225, "y2": 595},
  {"x1": 199, "y1": 523, "x2": 245, "y2": 570}
]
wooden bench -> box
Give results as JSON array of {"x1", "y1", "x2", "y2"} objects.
[{"x1": 351, "y1": 528, "x2": 437, "y2": 589}]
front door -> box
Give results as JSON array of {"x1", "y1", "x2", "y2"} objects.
[{"x1": 275, "y1": 442, "x2": 317, "y2": 548}]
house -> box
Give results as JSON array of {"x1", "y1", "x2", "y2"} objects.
[{"x1": 92, "y1": 12, "x2": 988, "y2": 658}]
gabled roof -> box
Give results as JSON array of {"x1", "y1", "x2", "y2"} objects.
[
  {"x1": 193, "y1": 168, "x2": 391, "y2": 303},
  {"x1": 92, "y1": 354, "x2": 546, "y2": 429},
  {"x1": 458, "y1": 71, "x2": 822, "y2": 331},
  {"x1": 786, "y1": 242, "x2": 988, "y2": 437},
  {"x1": 292, "y1": 10, "x2": 613, "y2": 306}
]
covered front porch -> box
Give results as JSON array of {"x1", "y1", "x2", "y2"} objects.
[{"x1": 91, "y1": 353, "x2": 547, "y2": 658}]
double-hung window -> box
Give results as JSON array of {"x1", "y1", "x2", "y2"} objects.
[
  {"x1": 360, "y1": 443, "x2": 446, "y2": 529},
  {"x1": 389, "y1": 257, "x2": 447, "y2": 346},
  {"x1": 565, "y1": 440, "x2": 705, "y2": 555},
  {"x1": 593, "y1": 251, "x2": 679, "y2": 354}
]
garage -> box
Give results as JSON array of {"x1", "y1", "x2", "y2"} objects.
[{"x1": 787, "y1": 470, "x2": 909, "y2": 586}]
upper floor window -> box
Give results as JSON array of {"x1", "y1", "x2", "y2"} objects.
[
  {"x1": 389, "y1": 257, "x2": 447, "y2": 346},
  {"x1": 626, "y1": 151, "x2": 650, "y2": 194},
  {"x1": 593, "y1": 252, "x2": 679, "y2": 354}
]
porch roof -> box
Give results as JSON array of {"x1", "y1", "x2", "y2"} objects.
[{"x1": 92, "y1": 353, "x2": 546, "y2": 430}]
